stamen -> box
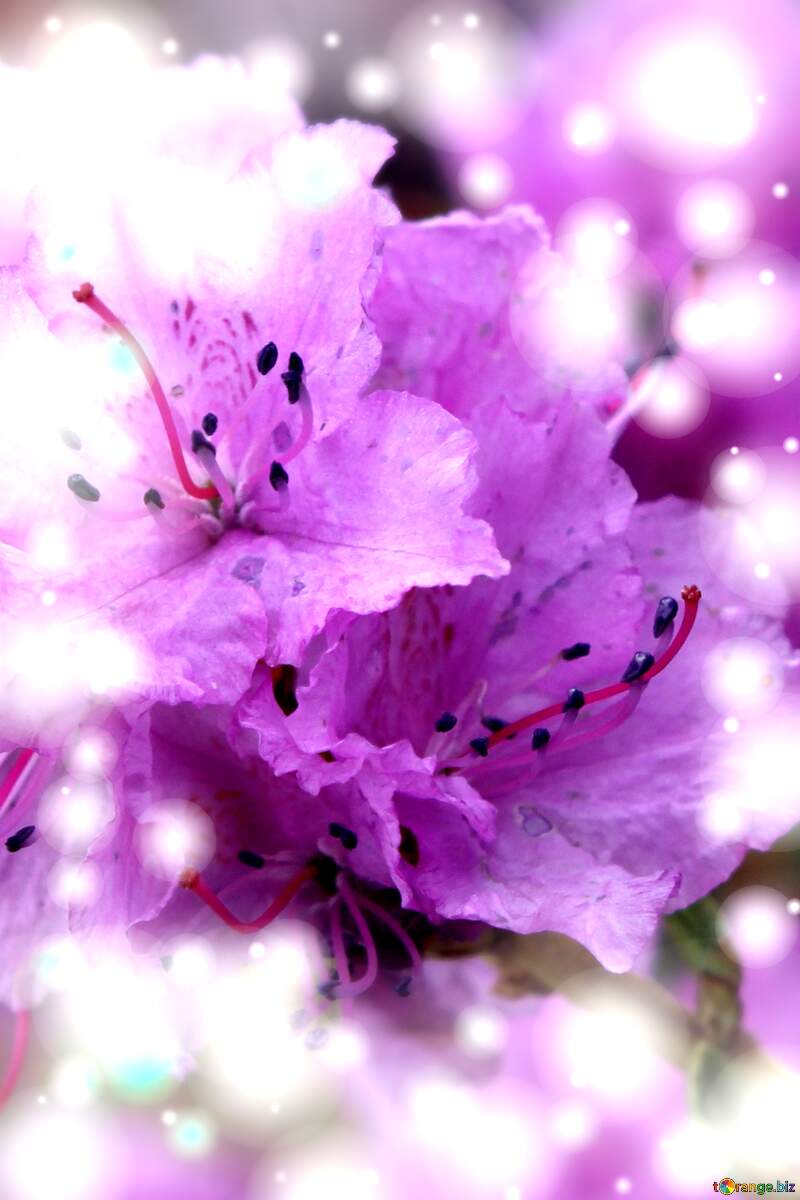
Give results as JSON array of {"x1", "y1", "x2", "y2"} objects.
[
  {"x1": 191, "y1": 430, "x2": 236, "y2": 509},
  {"x1": 5, "y1": 825, "x2": 35, "y2": 853},
  {"x1": 256, "y1": 342, "x2": 278, "y2": 376},
  {"x1": 281, "y1": 351, "x2": 304, "y2": 404},
  {"x1": 563, "y1": 688, "x2": 585, "y2": 711},
  {"x1": 0, "y1": 749, "x2": 35, "y2": 813},
  {"x1": 355, "y1": 892, "x2": 423, "y2": 981},
  {"x1": 531, "y1": 728, "x2": 550, "y2": 750},
  {"x1": 201, "y1": 412, "x2": 218, "y2": 436},
  {"x1": 654, "y1": 595, "x2": 679, "y2": 638},
  {"x1": 481, "y1": 716, "x2": 507, "y2": 733},
  {"x1": 67, "y1": 473, "x2": 100, "y2": 502},
  {"x1": 274, "y1": 384, "x2": 313, "y2": 466},
  {"x1": 237, "y1": 849, "x2": 266, "y2": 870},
  {"x1": 435, "y1": 712, "x2": 458, "y2": 733},
  {"x1": 487, "y1": 585, "x2": 702, "y2": 748},
  {"x1": 335, "y1": 877, "x2": 379, "y2": 998},
  {"x1": 143, "y1": 487, "x2": 165, "y2": 510},
  {"x1": 621, "y1": 651, "x2": 655, "y2": 683},
  {"x1": 59, "y1": 429, "x2": 81, "y2": 450},
  {"x1": 269, "y1": 461, "x2": 289, "y2": 491},
  {"x1": 470, "y1": 737, "x2": 490, "y2": 757},
  {"x1": 562, "y1": 642, "x2": 591, "y2": 661},
  {"x1": 179, "y1": 863, "x2": 315, "y2": 933},
  {"x1": 328, "y1": 822, "x2": 358, "y2": 851},
  {"x1": 72, "y1": 283, "x2": 217, "y2": 502},
  {"x1": 0, "y1": 1009, "x2": 30, "y2": 1112}
]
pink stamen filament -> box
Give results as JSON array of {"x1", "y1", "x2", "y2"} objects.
[
  {"x1": 354, "y1": 893, "x2": 423, "y2": 978},
  {"x1": 328, "y1": 897, "x2": 359, "y2": 1008},
  {"x1": 193, "y1": 444, "x2": 236, "y2": 511},
  {"x1": 485, "y1": 586, "x2": 701, "y2": 751},
  {"x1": 277, "y1": 387, "x2": 313, "y2": 466},
  {"x1": 179, "y1": 864, "x2": 314, "y2": 933},
  {"x1": 334, "y1": 878, "x2": 379, "y2": 998},
  {"x1": 72, "y1": 283, "x2": 218, "y2": 503},
  {"x1": 476, "y1": 686, "x2": 647, "y2": 793},
  {"x1": 0, "y1": 1009, "x2": 30, "y2": 1110},
  {"x1": 0, "y1": 749, "x2": 35, "y2": 812}
]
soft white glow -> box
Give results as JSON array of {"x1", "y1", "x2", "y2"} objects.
[
  {"x1": 408, "y1": 1078, "x2": 537, "y2": 1188},
  {"x1": 670, "y1": 246, "x2": 800, "y2": 397},
  {"x1": 556, "y1": 200, "x2": 636, "y2": 279},
  {"x1": 323, "y1": 31, "x2": 341, "y2": 50},
  {"x1": 282, "y1": 1154, "x2": 381, "y2": 1200},
  {"x1": 38, "y1": 777, "x2": 115, "y2": 855},
  {"x1": 161, "y1": 38, "x2": 179, "y2": 56},
  {"x1": 50, "y1": 1056, "x2": 100, "y2": 1109},
  {"x1": 656, "y1": 1119, "x2": 725, "y2": 1194},
  {"x1": 511, "y1": 248, "x2": 639, "y2": 390},
  {"x1": 702, "y1": 637, "x2": 783, "y2": 717},
  {"x1": 134, "y1": 799, "x2": 216, "y2": 881},
  {"x1": 42, "y1": 20, "x2": 149, "y2": 89},
  {"x1": 320, "y1": 1023, "x2": 369, "y2": 1072},
  {"x1": 459, "y1": 153, "x2": 513, "y2": 208},
  {"x1": 718, "y1": 887, "x2": 799, "y2": 968},
  {"x1": 675, "y1": 180, "x2": 753, "y2": 258},
  {"x1": 454, "y1": 1005, "x2": 508, "y2": 1055},
  {"x1": 247, "y1": 38, "x2": 312, "y2": 100},
  {"x1": 772, "y1": 182, "x2": 789, "y2": 199},
  {"x1": 672, "y1": 298, "x2": 726, "y2": 351},
  {"x1": 563, "y1": 1002, "x2": 659, "y2": 1099},
  {"x1": 632, "y1": 356, "x2": 709, "y2": 438},
  {"x1": 700, "y1": 788, "x2": 748, "y2": 842},
  {"x1": 710, "y1": 448, "x2": 766, "y2": 504},
  {"x1": 564, "y1": 103, "x2": 615, "y2": 154},
  {"x1": 63, "y1": 729, "x2": 118, "y2": 782},
  {"x1": 28, "y1": 522, "x2": 77, "y2": 572},
  {"x1": 169, "y1": 939, "x2": 216, "y2": 989},
  {"x1": 616, "y1": 22, "x2": 759, "y2": 168},
  {"x1": 346, "y1": 59, "x2": 399, "y2": 111},
  {"x1": 65, "y1": 953, "x2": 183, "y2": 1101},
  {"x1": 47, "y1": 861, "x2": 103, "y2": 910},
  {"x1": 549, "y1": 1099, "x2": 595, "y2": 1147},
  {"x1": 0, "y1": 1109, "x2": 113, "y2": 1200},
  {"x1": 44, "y1": 15, "x2": 63, "y2": 34},
  {"x1": 199, "y1": 932, "x2": 320, "y2": 1114}
]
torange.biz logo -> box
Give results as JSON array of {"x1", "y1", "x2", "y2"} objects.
[{"x1": 714, "y1": 1181, "x2": 796, "y2": 1194}]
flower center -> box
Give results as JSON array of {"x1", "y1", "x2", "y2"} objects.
[
  {"x1": 69, "y1": 283, "x2": 315, "y2": 533},
  {"x1": 436, "y1": 585, "x2": 702, "y2": 782}
]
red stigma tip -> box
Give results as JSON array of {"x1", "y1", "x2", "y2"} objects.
[
  {"x1": 179, "y1": 867, "x2": 199, "y2": 889},
  {"x1": 72, "y1": 282, "x2": 95, "y2": 303},
  {"x1": 681, "y1": 583, "x2": 702, "y2": 603}
]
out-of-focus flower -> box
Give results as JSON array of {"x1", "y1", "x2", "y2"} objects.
[{"x1": 444, "y1": 0, "x2": 800, "y2": 499}]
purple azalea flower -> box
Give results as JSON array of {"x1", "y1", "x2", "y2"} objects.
[
  {"x1": 229, "y1": 212, "x2": 798, "y2": 973},
  {"x1": 0, "y1": 70, "x2": 504, "y2": 1016},
  {"x1": 0, "y1": 89, "x2": 505, "y2": 832}
]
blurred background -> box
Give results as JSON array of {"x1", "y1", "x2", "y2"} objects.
[{"x1": 2, "y1": 2, "x2": 800, "y2": 1198}]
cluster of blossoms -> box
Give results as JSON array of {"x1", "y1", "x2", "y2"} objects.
[{"x1": 0, "y1": 55, "x2": 797, "y2": 1114}]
